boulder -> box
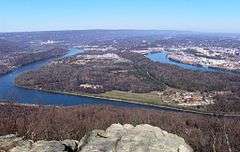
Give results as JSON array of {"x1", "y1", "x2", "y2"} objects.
[
  {"x1": 0, "y1": 135, "x2": 78, "y2": 152},
  {"x1": 79, "y1": 124, "x2": 193, "y2": 152},
  {"x1": 0, "y1": 124, "x2": 193, "y2": 152}
]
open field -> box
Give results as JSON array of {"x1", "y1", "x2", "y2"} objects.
[
  {"x1": 100, "y1": 90, "x2": 164, "y2": 105},
  {"x1": 15, "y1": 51, "x2": 240, "y2": 113}
]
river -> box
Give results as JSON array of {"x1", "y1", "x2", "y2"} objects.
[
  {"x1": 0, "y1": 49, "x2": 236, "y2": 116},
  {"x1": 146, "y1": 52, "x2": 220, "y2": 72},
  {"x1": 0, "y1": 48, "x2": 171, "y2": 109}
]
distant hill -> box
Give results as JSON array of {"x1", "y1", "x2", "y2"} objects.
[
  {"x1": 0, "y1": 39, "x2": 28, "y2": 54},
  {"x1": 0, "y1": 30, "x2": 194, "y2": 46}
]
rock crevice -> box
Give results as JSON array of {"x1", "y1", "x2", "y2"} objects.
[{"x1": 0, "y1": 124, "x2": 193, "y2": 152}]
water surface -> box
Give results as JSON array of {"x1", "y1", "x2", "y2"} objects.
[
  {"x1": 0, "y1": 49, "x2": 164, "y2": 109},
  {"x1": 146, "y1": 52, "x2": 220, "y2": 72}
]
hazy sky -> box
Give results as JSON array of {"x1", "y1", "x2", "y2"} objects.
[{"x1": 0, "y1": 0, "x2": 240, "y2": 33}]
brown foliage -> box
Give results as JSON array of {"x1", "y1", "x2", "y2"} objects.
[
  {"x1": 15, "y1": 51, "x2": 240, "y2": 113},
  {"x1": 0, "y1": 103, "x2": 240, "y2": 152}
]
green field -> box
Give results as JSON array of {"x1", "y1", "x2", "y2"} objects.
[{"x1": 100, "y1": 90, "x2": 165, "y2": 105}]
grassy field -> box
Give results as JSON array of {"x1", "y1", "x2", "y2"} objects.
[{"x1": 100, "y1": 90, "x2": 165, "y2": 105}]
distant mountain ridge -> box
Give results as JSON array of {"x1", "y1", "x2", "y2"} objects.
[{"x1": 0, "y1": 39, "x2": 28, "y2": 54}]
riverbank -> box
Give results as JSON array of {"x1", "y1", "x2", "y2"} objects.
[
  {"x1": 147, "y1": 51, "x2": 240, "y2": 74},
  {"x1": 0, "y1": 47, "x2": 69, "y2": 76},
  {"x1": 7, "y1": 49, "x2": 240, "y2": 114},
  {"x1": 14, "y1": 83, "x2": 189, "y2": 108},
  {"x1": 167, "y1": 52, "x2": 240, "y2": 74},
  {"x1": 15, "y1": 83, "x2": 240, "y2": 117}
]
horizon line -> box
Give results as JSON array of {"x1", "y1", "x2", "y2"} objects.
[{"x1": 0, "y1": 28, "x2": 240, "y2": 35}]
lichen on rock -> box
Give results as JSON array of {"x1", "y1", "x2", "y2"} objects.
[{"x1": 0, "y1": 124, "x2": 193, "y2": 152}]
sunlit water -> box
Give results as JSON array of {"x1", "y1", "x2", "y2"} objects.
[
  {"x1": 0, "y1": 49, "x2": 231, "y2": 111},
  {"x1": 146, "y1": 52, "x2": 221, "y2": 72},
  {"x1": 0, "y1": 48, "x2": 167, "y2": 110}
]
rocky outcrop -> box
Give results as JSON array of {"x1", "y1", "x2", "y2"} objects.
[
  {"x1": 0, "y1": 134, "x2": 78, "y2": 152},
  {"x1": 0, "y1": 124, "x2": 193, "y2": 152}
]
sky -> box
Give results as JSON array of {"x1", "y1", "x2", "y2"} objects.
[{"x1": 0, "y1": 0, "x2": 240, "y2": 33}]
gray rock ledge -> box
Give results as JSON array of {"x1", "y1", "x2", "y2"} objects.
[{"x1": 0, "y1": 124, "x2": 193, "y2": 152}]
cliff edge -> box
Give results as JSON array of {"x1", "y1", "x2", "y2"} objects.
[{"x1": 0, "y1": 124, "x2": 193, "y2": 152}]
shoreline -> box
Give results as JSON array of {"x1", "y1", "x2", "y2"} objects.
[
  {"x1": 15, "y1": 83, "x2": 240, "y2": 117},
  {"x1": 3, "y1": 48, "x2": 239, "y2": 117},
  {"x1": 147, "y1": 51, "x2": 240, "y2": 74},
  {"x1": 168, "y1": 55, "x2": 240, "y2": 74},
  {"x1": 0, "y1": 51, "x2": 68, "y2": 77}
]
